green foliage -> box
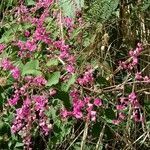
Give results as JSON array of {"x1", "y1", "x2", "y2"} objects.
[
  {"x1": 0, "y1": 0, "x2": 149, "y2": 149},
  {"x1": 61, "y1": 74, "x2": 76, "y2": 92},
  {"x1": 54, "y1": 91, "x2": 71, "y2": 108},
  {"x1": 104, "y1": 108, "x2": 116, "y2": 120},
  {"x1": 0, "y1": 23, "x2": 32, "y2": 43},
  {"x1": 142, "y1": 0, "x2": 150, "y2": 11},
  {"x1": 25, "y1": 0, "x2": 35, "y2": 6},
  {"x1": 59, "y1": 0, "x2": 84, "y2": 17},
  {"x1": 46, "y1": 58, "x2": 59, "y2": 67},
  {"x1": 22, "y1": 60, "x2": 42, "y2": 76},
  {"x1": 88, "y1": 0, "x2": 119, "y2": 22},
  {"x1": 46, "y1": 71, "x2": 61, "y2": 87}
]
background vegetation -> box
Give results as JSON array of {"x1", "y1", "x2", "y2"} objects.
[{"x1": 0, "y1": 0, "x2": 150, "y2": 149}]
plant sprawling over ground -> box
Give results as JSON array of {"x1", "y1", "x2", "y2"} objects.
[{"x1": 0, "y1": 0, "x2": 150, "y2": 149}]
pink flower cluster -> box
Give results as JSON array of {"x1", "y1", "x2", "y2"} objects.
[
  {"x1": 135, "y1": 72, "x2": 150, "y2": 83},
  {"x1": 1, "y1": 58, "x2": 20, "y2": 79},
  {"x1": 11, "y1": 95, "x2": 52, "y2": 149},
  {"x1": 77, "y1": 69, "x2": 94, "y2": 86},
  {"x1": 54, "y1": 40, "x2": 76, "y2": 73},
  {"x1": 32, "y1": 95, "x2": 51, "y2": 135},
  {"x1": 14, "y1": 0, "x2": 76, "y2": 75},
  {"x1": 61, "y1": 90, "x2": 102, "y2": 121},
  {"x1": 36, "y1": 0, "x2": 53, "y2": 9},
  {"x1": 113, "y1": 92, "x2": 143, "y2": 124},
  {"x1": 25, "y1": 76, "x2": 47, "y2": 86},
  {"x1": 9, "y1": 75, "x2": 51, "y2": 149},
  {"x1": 63, "y1": 17, "x2": 74, "y2": 28},
  {"x1": 14, "y1": 2, "x2": 53, "y2": 58},
  {"x1": 33, "y1": 26, "x2": 52, "y2": 44},
  {"x1": 119, "y1": 43, "x2": 143, "y2": 70},
  {"x1": 0, "y1": 43, "x2": 6, "y2": 53},
  {"x1": 3, "y1": 0, "x2": 148, "y2": 149}
]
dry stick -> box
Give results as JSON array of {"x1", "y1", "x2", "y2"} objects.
[
  {"x1": 127, "y1": 78, "x2": 136, "y2": 147},
  {"x1": 80, "y1": 121, "x2": 89, "y2": 150},
  {"x1": 132, "y1": 132, "x2": 147, "y2": 145},
  {"x1": 83, "y1": 80, "x2": 149, "y2": 95},
  {"x1": 59, "y1": 10, "x2": 64, "y2": 40},
  {"x1": 95, "y1": 123, "x2": 106, "y2": 150},
  {"x1": 107, "y1": 57, "x2": 132, "y2": 81},
  {"x1": 100, "y1": 117, "x2": 135, "y2": 150},
  {"x1": 66, "y1": 129, "x2": 84, "y2": 150}
]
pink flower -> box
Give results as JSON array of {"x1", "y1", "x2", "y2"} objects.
[
  {"x1": 11, "y1": 125, "x2": 17, "y2": 133},
  {"x1": 119, "y1": 61, "x2": 127, "y2": 69},
  {"x1": 128, "y1": 92, "x2": 136, "y2": 101},
  {"x1": 132, "y1": 110, "x2": 142, "y2": 122},
  {"x1": 39, "y1": 117, "x2": 51, "y2": 135},
  {"x1": 137, "y1": 43, "x2": 143, "y2": 53},
  {"x1": 118, "y1": 112, "x2": 126, "y2": 120},
  {"x1": 49, "y1": 88, "x2": 57, "y2": 96},
  {"x1": 16, "y1": 40, "x2": 26, "y2": 50},
  {"x1": 116, "y1": 105, "x2": 125, "y2": 110},
  {"x1": 67, "y1": 56, "x2": 75, "y2": 64},
  {"x1": 60, "y1": 109, "x2": 69, "y2": 118},
  {"x1": 112, "y1": 119, "x2": 121, "y2": 125},
  {"x1": 60, "y1": 50, "x2": 69, "y2": 59},
  {"x1": 132, "y1": 57, "x2": 138, "y2": 65},
  {"x1": 25, "y1": 40, "x2": 37, "y2": 52},
  {"x1": 90, "y1": 111, "x2": 96, "y2": 121},
  {"x1": 135, "y1": 72, "x2": 142, "y2": 80},
  {"x1": 33, "y1": 95, "x2": 48, "y2": 112},
  {"x1": 24, "y1": 76, "x2": 34, "y2": 82},
  {"x1": 129, "y1": 50, "x2": 134, "y2": 57},
  {"x1": 73, "y1": 110, "x2": 83, "y2": 119},
  {"x1": 77, "y1": 69, "x2": 94, "y2": 86},
  {"x1": 11, "y1": 67, "x2": 20, "y2": 79},
  {"x1": 0, "y1": 44, "x2": 6, "y2": 53},
  {"x1": 143, "y1": 76, "x2": 150, "y2": 83},
  {"x1": 8, "y1": 95, "x2": 19, "y2": 106},
  {"x1": 91, "y1": 116, "x2": 96, "y2": 121},
  {"x1": 23, "y1": 97, "x2": 31, "y2": 106},
  {"x1": 64, "y1": 17, "x2": 73, "y2": 28},
  {"x1": 24, "y1": 30, "x2": 30, "y2": 37},
  {"x1": 1, "y1": 58, "x2": 13, "y2": 70},
  {"x1": 70, "y1": 90, "x2": 79, "y2": 99},
  {"x1": 66, "y1": 65, "x2": 75, "y2": 73},
  {"x1": 94, "y1": 98, "x2": 102, "y2": 106},
  {"x1": 37, "y1": 0, "x2": 53, "y2": 8},
  {"x1": 32, "y1": 76, "x2": 47, "y2": 86},
  {"x1": 83, "y1": 97, "x2": 91, "y2": 103},
  {"x1": 119, "y1": 97, "x2": 128, "y2": 104}
]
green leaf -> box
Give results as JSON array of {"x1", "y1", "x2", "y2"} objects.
[
  {"x1": 92, "y1": 122, "x2": 102, "y2": 137},
  {"x1": 0, "y1": 23, "x2": 32, "y2": 43},
  {"x1": 96, "y1": 76, "x2": 109, "y2": 86},
  {"x1": 59, "y1": 0, "x2": 84, "y2": 18},
  {"x1": 54, "y1": 91, "x2": 71, "y2": 108},
  {"x1": 46, "y1": 58, "x2": 59, "y2": 67},
  {"x1": 46, "y1": 71, "x2": 60, "y2": 87},
  {"x1": 104, "y1": 108, "x2": 116, "y2": 120},
  {"x1": 25, "y1": 0, "x2": 35, "y2": 6},
  {"x1": 22, "y1": 60, "x2": 41, "y2": 76},
  {"x1": 61, "y1": 74, "x2": 76, "y2": 92},
  {"x1": 0, "y1": 87, "x2": 4, "y2": 107},
  {"x1": 15, "y1": 142, "x2": 24, "y2": 148},
  {"x1": 89, "y1": 0, "x2": 119, "y2": 22}
]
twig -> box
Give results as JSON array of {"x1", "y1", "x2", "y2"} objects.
[
  {"x1": 80, "y1": 121, "x2": 89, "y2": 150},
  {"x1": 95, "y1": 123, "x2": 106, "y2": 150}
]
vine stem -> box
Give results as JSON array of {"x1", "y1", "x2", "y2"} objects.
[
  {"x1": 83, "y1": 80, "x2": 150, "y2": 94},
  {"x1": 80, "y1": 121, "x2": 89, "y2": 150},
  {"x1": 95, "y1": 123, "x2": 106, "y2": 150},
  {"x1": 59, "y1": 9, "x2": 64, "y2": 40}
]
